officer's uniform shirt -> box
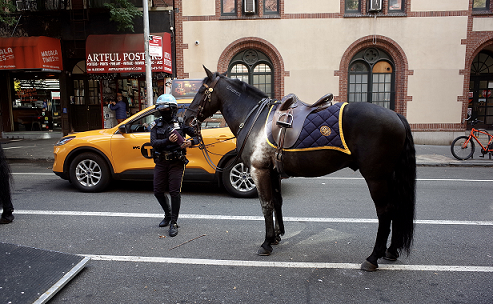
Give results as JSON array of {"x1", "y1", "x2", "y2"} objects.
[{"x1": 150, "y1": 117, "x2": 198, "y2": 162}]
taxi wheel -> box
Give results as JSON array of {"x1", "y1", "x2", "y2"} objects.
[
  {"x1": 221, "y1": 158, "x2": 257, "y2": 198},
  {"x1": 69, "y1": 152, "x2": 111, "y2": 192}
]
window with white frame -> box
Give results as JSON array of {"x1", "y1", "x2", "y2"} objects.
[
  {"x1": 348, "y1": 48, "x2": 395, "y2": 109},
  {"x1": 388, "y1": 0, "x2": 404, "y2": 12},
  {"x1": 345, "y1": 0, "x2": 405, "y2": 15},
  {"x1": 345, "y1": 0, "x2": 360, "y2": 13},
  {"x1": 228, "y1": 49, "x2": 274, "y2": 98},
  {"x1": 473, "y1": 0, "x2": 490, "y2": 10},
  {"x1": 221, "y1": 0, "x2": 236, "y2": 15},
  {"x1": 221, "y1": 0, "x2": 279, "y2": 16}
]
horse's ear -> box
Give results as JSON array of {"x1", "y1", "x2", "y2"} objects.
[{"x1": 203, "y1": 65, "x2": 214, "y2": 79}]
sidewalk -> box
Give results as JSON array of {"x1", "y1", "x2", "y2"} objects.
[
  {"x1": 1, "y1": 131, "x2": 63, "y2": 163},
  {"x1": 1, "y1": 131, "x2": 493, "y2": 166}
]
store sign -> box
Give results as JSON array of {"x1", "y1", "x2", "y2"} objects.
[
  {"x1": 86, "y1": 33, "x2": 172, "y2": 74},
  {"x1": 0, "y1": 36, "x2": 63, "y2": 71}
]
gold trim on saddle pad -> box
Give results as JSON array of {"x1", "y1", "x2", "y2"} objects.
[{"x1": 265, "y1": 102, "x2": 351, "y2": 155}]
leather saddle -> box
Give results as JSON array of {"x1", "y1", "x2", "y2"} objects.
[{"x1": 271, "y1": 93, "x2": 333, "y2": 149}]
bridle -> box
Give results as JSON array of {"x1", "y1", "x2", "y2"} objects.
[
  {"x1": 189, "y1": 75, "x2": 274, "y2": 172},
  {"x1": 188, "y1": 76, "x2": 220, "y2": 128}
]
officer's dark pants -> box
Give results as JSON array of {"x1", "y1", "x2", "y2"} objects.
[
  {"x1": 153, "y1": 160, "x2": 185, "y2": 223},
  {"x1": 0, "y1": 146, "x2": 14, "y2": 220}
]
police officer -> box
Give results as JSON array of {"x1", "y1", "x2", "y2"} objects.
[{"x1": 151, "y1": 94, "x2": 198, "y2": 237}]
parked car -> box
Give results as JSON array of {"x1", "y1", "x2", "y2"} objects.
[{"x1": 52, "y1": 101, "x2": 257, "y2": 198}]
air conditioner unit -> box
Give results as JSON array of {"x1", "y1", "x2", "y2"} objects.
[
  {"x1": 244, "y1": 0, "x2": 256, "y2": 14},
  {"x1": 16, "y1": 0, "x2": 25, "y2": 11},
  {"x1": 368, "y1": 0, "x2": 382, "y2": 12}
]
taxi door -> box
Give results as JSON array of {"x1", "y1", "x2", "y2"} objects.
[{"x1": 110, "y1": 109, "x2": 157, "y2": 174}]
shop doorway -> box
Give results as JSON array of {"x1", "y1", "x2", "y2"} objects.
[
  {"x1": 469, "y1": 50, "x2": 493, "y2": 129},
  {"x1": 71, "y1": 77, "x2": 102, "y2": 132}
]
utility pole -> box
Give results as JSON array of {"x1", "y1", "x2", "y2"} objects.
[{"x1": 143, "y1": 0, "x2": 153, "y2": 108}]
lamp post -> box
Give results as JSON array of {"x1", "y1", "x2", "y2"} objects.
[{"x1": 143, "y1": 0, "x2": 153, "y2": 108}]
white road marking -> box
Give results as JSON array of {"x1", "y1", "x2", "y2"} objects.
[
  {"x1": 11, "y1": 172, "x2": 493, "y2": 183},
  {"x1": 314, "y1": 176, "x2": 493, "y2": 182},
  {"x1": 13, "y1": 210, "x2": 493, "y2": 226},
  {"x1": 82, "y1": 254, "x2": 493, "y2": 272},
  {"x1": 2, "y1": 145, "x2": 37, "y2": 150},
  {"x1": 11, "y1": 209, "x2": 493, "y2": 273},
  {"x1": 12, "y1": 173, "x2": 54, "y2": 175}
]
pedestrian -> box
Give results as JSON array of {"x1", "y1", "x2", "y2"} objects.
[
  {"x1": 109, "y1": 93, "x2": 127, "y2": 124},
  {"x1": 0, "y1": 145, "x2": 14, "y2": 224},
  {"x1": 151, "y1": 94, "x2": 198, "y2": 237}
]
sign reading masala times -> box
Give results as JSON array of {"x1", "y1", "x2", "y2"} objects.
[{"x1": 85, "y1": 33, "x2": 172, "y2": 74}]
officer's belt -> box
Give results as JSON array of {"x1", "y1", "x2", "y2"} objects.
[{"x1": 160, "y1": 151, "x2": 182, "y2": 161}]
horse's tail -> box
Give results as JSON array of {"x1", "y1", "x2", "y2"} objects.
[{"x1": 392, "y1": 113, "x2": 416, "y2": 256}]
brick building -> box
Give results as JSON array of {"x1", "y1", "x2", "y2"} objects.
[
  {"x1": 173, "y1": 0, "x2": 493, "y2": 144},
  {"x1": 0, "y1": 0, "x2": 174, "y2": 135}
]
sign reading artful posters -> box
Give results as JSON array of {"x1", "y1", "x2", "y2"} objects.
[{"x1": 86, "y1": 33, "x2": 172, "y2": 74}]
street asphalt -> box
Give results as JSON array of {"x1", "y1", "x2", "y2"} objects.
[{"x1": 1, "y1": 131, "x2": 493, "y2": 167}]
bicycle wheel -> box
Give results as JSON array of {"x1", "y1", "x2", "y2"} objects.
[{"x1": 451, "y1": 136, "x2": 475, "y2": 160}]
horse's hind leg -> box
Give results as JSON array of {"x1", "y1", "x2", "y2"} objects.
[
  {"x1": 361, "y1": 178, "x2": 393, "y2": 272},
  {"x1": 383, "y1": 221, "x2": 401, "y2": 261}
]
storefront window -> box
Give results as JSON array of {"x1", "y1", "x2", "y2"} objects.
[
  {"x1": 88, "y1": 80, "x2": 100, "y2": 105},
  {"x1": 13, "y1": 78, "x2": 60, "y2": 131}
]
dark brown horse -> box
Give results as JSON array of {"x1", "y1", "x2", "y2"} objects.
[{"x1": 184, "y1": 67, "x2": 416, "y2": 271}]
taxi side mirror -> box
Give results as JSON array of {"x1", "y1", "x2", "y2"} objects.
[{"x1": 118, "y1": 124, "x2": 131, "y2": 134}]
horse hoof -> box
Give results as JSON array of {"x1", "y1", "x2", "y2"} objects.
[
  {"x1": 271, "y1": 236, "x2": 282, "y2": 245},
  {"x1": 383, "y1": 249, "x2": 398, "y2": 261},
  {"x1": 257, "y1": 246, "x2": 272, "y2": 256},
  {"x1": 361, "y1": 260, "x2": 378, "y2": 272}
]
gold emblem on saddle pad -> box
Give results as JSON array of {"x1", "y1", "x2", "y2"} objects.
[{"x1": 320, "y1": 125, "x2": 331, "y2": 136}]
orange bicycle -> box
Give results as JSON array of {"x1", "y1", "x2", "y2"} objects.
[{"x1": 451, "y1": 119, "x2": 493, "y2": 160}]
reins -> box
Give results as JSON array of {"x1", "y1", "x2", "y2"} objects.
[{"x1": 190, "y1": 76, "x2": 273, "y2": 172}]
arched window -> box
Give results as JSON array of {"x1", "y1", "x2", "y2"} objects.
[
  {"x1": 348, "y1": 48, "x2": 395, "y2": 109},
  {"x1": 228, "y1": 49, "x2": 274, "y2": 98},
  {"x1": 469, "y1": 51, "x2": 493, "y2": 127}
]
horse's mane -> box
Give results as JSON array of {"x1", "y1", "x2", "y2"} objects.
[{"x1": 205, "y1": 72, "x2": 268, "y2": 99}]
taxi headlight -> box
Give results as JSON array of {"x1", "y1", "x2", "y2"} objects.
[{"x1": 55, "y1": 136, "x2": 75, "y2": 146}]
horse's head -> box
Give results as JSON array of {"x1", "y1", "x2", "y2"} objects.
[{"x1": 184, "y1": 66, "x2": 226, "y2": 127}]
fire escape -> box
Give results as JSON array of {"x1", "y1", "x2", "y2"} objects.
[{"x1": 69, "y1": 0, "x2": 88, "y2": 58}]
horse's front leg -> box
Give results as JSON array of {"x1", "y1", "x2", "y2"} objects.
[
  {"x1": 271, "y1": 169, "x2": 284, "y2": 245},
  {"x1": 251, "y1": 167, "x2": 277, "y2": 256}
]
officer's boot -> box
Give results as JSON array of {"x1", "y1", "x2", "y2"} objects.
[
  {"x1": 169, "y1": 195, "x2": 181, "y2": 237},
  {"x1": 0, "y1": 208, "x2": 14, "y2": 224},
  {"x1": 154, "y1": 193, "x2": 171, "y2": 227}
]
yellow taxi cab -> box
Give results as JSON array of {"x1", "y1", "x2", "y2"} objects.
[{"x1": 52, "y1": 80, "x2": 257, "y2": 198}]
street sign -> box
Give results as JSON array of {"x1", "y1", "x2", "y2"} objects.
[{"x1": 149, "y1": 35, "x2": 163, "y2": 58}]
